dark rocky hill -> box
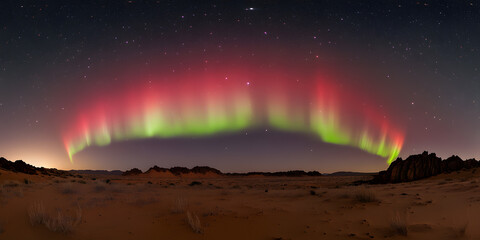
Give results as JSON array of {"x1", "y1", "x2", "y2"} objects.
[
  {"x1": 372, "y1": 151, "x2": 479, "y2": 183},
  {"x1": 0, "y1": 157, "x2": 72, "y2": 177}
]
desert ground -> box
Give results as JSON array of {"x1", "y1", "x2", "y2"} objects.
[{"x1": 0, "y1": 168, "x2": 478, "y2": 240}]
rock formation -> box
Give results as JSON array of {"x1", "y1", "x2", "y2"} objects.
[
  {"x1": 0, "y1": 157, "x2": 72, "y2": 176},
  {"x1": 372, "y1": 151, "x2": 479, "y2": 183}
]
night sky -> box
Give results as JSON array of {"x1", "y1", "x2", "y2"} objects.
[{"x1": 1, "y1": 1, "x2": 479, "y2": 173}]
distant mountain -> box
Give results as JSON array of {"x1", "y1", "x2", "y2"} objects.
[
  {"x1": 326, "y1": 171, "x2": 375, "y2": 176},
  {"x1": 123, "y1": 166, "x2": 222, "y2": 176},
  {"x1": 225, "y1": 170, "x2": 321, "y2": 177},
  {"x1": 123, "y1": 166, "x2": 322, "y2": 177},
  {"x1": 69, "y1": 170, "x2": 123, "y2": 175}
]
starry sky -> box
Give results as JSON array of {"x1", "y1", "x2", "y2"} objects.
[{"x1": 1, "y1": 1, "x2": 479, "y2": 173}]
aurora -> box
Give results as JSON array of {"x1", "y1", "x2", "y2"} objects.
[{"x1": 63, "y1": 70, "x2": 404, "y2": 165}]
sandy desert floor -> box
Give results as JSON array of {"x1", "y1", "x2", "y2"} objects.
[{"x1": 0, "y1": 168, "x2": 478, "y2": 240}]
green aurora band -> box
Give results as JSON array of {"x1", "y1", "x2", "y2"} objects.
[{"x1": 63, "y1": 77, "x2": 404, "y2": 165}]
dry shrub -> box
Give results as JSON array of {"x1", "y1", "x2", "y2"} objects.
[
  {"x1": 171, "y1": 197, "x2": 188, "y2": 213},
  {"x1": 93, "y1": 183, "x2": 106, "y2": 192},
  {"x1": 60, "y1": 183, "x2": 77, "y2": 194},
  {"x1": 451, "y1": 222, "x2": 468, "y2": 238},
  {"x1": 353, "y1": 188, "x2": 378, "y2": 203},
  {"x1": 186, "y1": 211, "x2": 203, "y2": 233},
  {"x1": 28, "y1": 201, "x2": 82, "y2": 233},
  {"x1": 45, "y1": 207, "x2": 82, "y2": 233},
  {"x1": 390, "y1": 212, "x2": 407, "y2": 236},
  {"x1": 3, "y1": 180, "x2": 20, "y2": 188},
  {"x1": 1, "y1": 181, "x2": 24, "y2": 198},
  {"x1": 29, "y1": 201, "x2": 48, "y2": 225}
]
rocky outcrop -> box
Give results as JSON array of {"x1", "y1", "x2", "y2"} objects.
[
  {"x1": 191, "y1": 166, "x2": 222, "y2": 175},
  {"x1": 0, "y1": 157, "x2": 72, "y2": 176},
  {"x1": 145, "y1": 165, "x2": 168, "y2": 174},
  {"x1": 122, "y1": 168, "x2": 143, "y2": 176},
  {"x1": 372, "y1": 151, "x2": 480, "y2": 183}
]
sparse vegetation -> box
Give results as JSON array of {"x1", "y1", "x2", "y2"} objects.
[
  {"x1": 77, "y1": 180, "x2": 87, "y2": 184},
  {"x1": 28, "y1": 201, "x2": 82, "y2": 233},
  {"x1": 310, "y1": 190, "x2": 316, "y2": 195},
  {"x1": 2, "y1": 180, "x2": 20, "y2": 188},
  {"x1": 93, "y1": 184, "x2": 106, "y2": 192},
  {"x1": 353, "y1": 188, "x2": 378, "y2": 203},
  {"x1": 60, "y1": 183, "x2": 77, "y2": 194},
  {"x1": 186, "y1": 211, "x2": 203, "y2": 233},
  {"x1": 452, "y1": 222, "x2": 468, "y2": 238},
  {"x1": 29, "y1": 201, "x2": 48, "y2": 225},
  {"x1": 1, "y1": 181, "x2": 23, "y2": 198},
  {"x1": 172, "y1": 198, "x2": 188, "y2": 213},
  {"x1": 390, "y1": 212, "x2": 408, "y2": 236},
  {"x1": 189, "y1": 181, "x2": 201, "y2": 186}
]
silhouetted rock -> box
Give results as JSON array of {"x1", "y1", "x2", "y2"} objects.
[
  {"x1": 169, "y1": 167, "x2": 190, "y2": 176},
  {"x1": 0, "y1": 157, "x2": 72, "y2": 176},
  {"x1": 442, "y1": 155, "x2": 463, "y2": 172},
  {"x1": 372, "y1": 151, "x2": 479, "y2": 183},
  {"x1": 122, "y1": 168, "x2": 143, "y2": 176},
  {"x1": 191, "y1": 166, "x2": 222, "y2": 175},
  {"x1": 145, "y1": 165, "x2": 168, "y2": 174}
]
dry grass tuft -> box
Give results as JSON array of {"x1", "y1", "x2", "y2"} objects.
[
  {"x1": 93, "y1": 183, "x2": 106, "y2": 192},
  {"x1": 1, "y1": 181, "x2": 24, "y2": 198},
  {"x1": 45, "y1": 207, "x2": 82, "y2": 233},
  {"x1": 171, "y1": 197, "x2": 188, "y2": 213},
  {"x1": 452, "y1": 222, "x2": 468, "y2": 238},
  {"x1": 28, "y1": 201, "x2": 82, "y2": 233},
  {"x1": 186, "y1": 211, "x2": 203, "y2": 233},
  {"x1": 60, "y1": 183, "x2": 77, "y2": 194},
  {"x1": 390, "y1": 212, "x2": 408, "y2": 236},
  {"x1": 29, "y1": 201, "x2": 48, "y2": 225},
  {"x1": 353, "y1": 188, "x2": 378, "y2": 203}
]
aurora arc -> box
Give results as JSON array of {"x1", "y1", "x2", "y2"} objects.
[{"x1": 63, "y1": 71, "x2": 404, "y2": 165}]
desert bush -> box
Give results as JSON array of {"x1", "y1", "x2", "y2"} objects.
[
  {"x1": 1, "y1": 181, "x2": 24, "y2": 197},
  {"x1": 172, "y1": 198, "x2": 188, "y2": 213},
  {"x1": 29, "y1": 201, "x2": 82, "y2": 233},
  {"x1": 189, "y1": 181, "x2": 202, "y2": 186},
  {"x1": 93, "y1": 184, "x2": 106, "y2": 192},
  {"x1": 60, "y1": 183, "x2": 77, "y2": 194},
  {"x1": 2, "y1": 180, "x2": 20, "y2": 188},
  {"x1": 45, "y1": 207, "x2": 82, "y2": 233},
  {"x1": 77, "y1": 180, "x2": 87, "y2": 184},
  {"x1": 29, "y1": 201, "x2": 48, "y2": 225},
  {"x1": 186, "y1": 211, "x2": 203, "y2": 233},
  {"x1": 390, "y1": 212, "x2": 407, "y2": 236},
  {"x1": 353, "y1": 188, "x2": 378, "y2": 203}
]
